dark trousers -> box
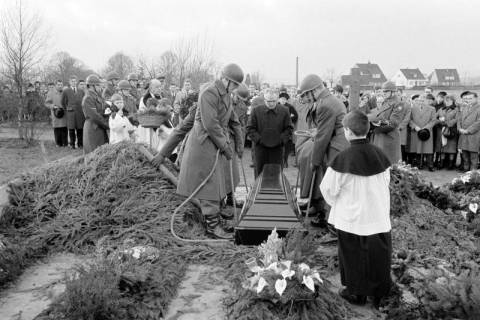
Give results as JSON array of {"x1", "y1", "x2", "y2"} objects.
[
  {"x1": 401, "y1": 145, "x2": 407, "y2": 163},
  {"x1": 415, "y1": 153, "x2": 433, "y2": 169},
  {"x1": 461, "y1": 151, "x2": 479, "y2": 171},
  {"x1": 283, "y1": 140, "x2": 295, "y2": 167},
  {"x1": 254, "y1": 144, "x2": 283, "y2": 178},
  {"x1": 53, "y1": 127, "x2": 68, "y2": 146},
  {"x1": 69, "y1": 129, "x2": 83, "y2": 147}
]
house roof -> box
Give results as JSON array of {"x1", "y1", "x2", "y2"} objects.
[
  {"x1": 432, "y1": 69, "x2": 460, "y2": 82},
  {"x1": 399, "y1": 68, "x2": 425, "y2": 80},
  {"x1": 354, "y1": 62, "x2": 388, "y2": 83}
]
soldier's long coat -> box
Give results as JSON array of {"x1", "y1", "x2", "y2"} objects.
[
  {"x1": 458, "y1": 103, "x2": 480, "y2": 152},
  {"x1": 297, "y1": 89, "x2": 349, "y2": 199},
  {"x1": 177, "y1": 80, "x2": 241, "y2": 201},
  {"x1": 82, "y1": 89, "x2": 109, "y2": 154}
]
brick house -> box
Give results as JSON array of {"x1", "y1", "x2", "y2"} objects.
[{"x1": 341, "y1": 62, "x2": 387, "y2": 89}]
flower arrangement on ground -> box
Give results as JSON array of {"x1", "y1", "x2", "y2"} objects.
[{"x1": 242, "y1": 228, "x2": 324, "y2": 304}]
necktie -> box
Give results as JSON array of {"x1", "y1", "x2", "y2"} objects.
[{"x1": 73, "y1": 87, "x2": 76, "y2": 94}]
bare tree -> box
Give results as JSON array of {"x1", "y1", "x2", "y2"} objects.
[
  {"x1": 0, "y1": 0, "x2": 49, "y2": 143},
  {"x1": 324, "y1": 68, "x2": 338, "y2": 88},
  {"x1": 43, "y1": 51, "x2": 94, "y2": 84},
  {"x1": 250, "y1": 71, "x2": 265, "y2": 87},
  {"x1": 0, "y1": 0, "x2": 49, "y2": 97},
  {"x1": 171, "y1": 35, "x2": 217, "y2": 88},
  {"x1": 103, "y1": 52, "x2": 134, "y2": 79}
]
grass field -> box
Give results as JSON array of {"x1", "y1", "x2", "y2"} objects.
[{"x1": 0, "y1": 138, "x2": 82, "y2": 185}]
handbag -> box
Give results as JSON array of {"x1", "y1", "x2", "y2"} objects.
[{"x1": 442, "y1": 125, "x2": 457, "y2": 139}]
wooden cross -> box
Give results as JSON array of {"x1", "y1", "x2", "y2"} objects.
[{"x1": 348, "y1": 67, "x2": 361, "y2": 111}]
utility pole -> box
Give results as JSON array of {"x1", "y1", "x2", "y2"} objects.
[{"x1": 296, "y1": 57, "x2": 299, "y2": 87}]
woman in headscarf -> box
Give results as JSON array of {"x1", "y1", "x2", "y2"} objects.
[{"x1": 436, "y1": 94, "x2": 459, "y2": 169}]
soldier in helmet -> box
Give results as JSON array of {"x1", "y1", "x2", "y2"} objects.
[
  {"x1": 103, "y1": 72, "x2": 119, "y2": 100},
  {"x1": 117, "y1": 80, "x2": 138, "y2": 115},
  {"x1": 367, "y1": 81, "x2": 405, "y2": 164},
  {"x1": 127, "y1": 73, "x2": 140, "y2": 105},
  {"x1": 82, "y1": 74, "x2": 109, "y2": 154},
  {"x1": 176, "y1": 63, "x2": 244, "y2": 239},
  {"x1": 297, "y1": 74, "x2": 349, "y2": 228}
]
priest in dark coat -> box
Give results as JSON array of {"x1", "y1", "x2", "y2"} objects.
[{"x1": 320, "y1": 110, "x2": 392, "y2": 308}]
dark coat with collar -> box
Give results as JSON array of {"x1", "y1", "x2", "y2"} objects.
[
  {"x1": 61, "y1": 86, "x2": 85, "y2": 129},
  {"x1": 82, "y1": 89, "x2": 109, "y2": 154},
  {"x1": 176, "y1": 80, "x2": 241, "y2": 201},
  {"x1": 369, "y1": 95, "x2": 405, "y2": 163},
  {"x1": 247, "y1": 103, "x2": 293, "y2": 148},
  {"x1": 458, "y1": 103, "x2": 480, "y2": 152}
]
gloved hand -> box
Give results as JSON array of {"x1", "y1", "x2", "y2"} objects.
[
  {"x1": 222, "y1": 144, "x2": 233, "y2": 160},
  {"x1": 236, "y1": 144, "x2": 244, "y2": 159},
  {"x1": 311, "y1": 163, "x2": 319, "y2": 173},
  {"x1": 152, "y1": 154, "x2": 165, "y2": 167}
]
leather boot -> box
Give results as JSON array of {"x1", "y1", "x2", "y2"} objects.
[
  {"x1": 205, "y1": 215, "x2": 233, "y2": 239},
  {"x1": 226, "y1": 192, "x2": 244, "y2": 209},
  {"x1": 220, "y1": 209, "x2": 234, "y2": 220}
]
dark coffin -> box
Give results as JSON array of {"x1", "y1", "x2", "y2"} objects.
[{"x1": 235, "y1": 164, "x2": 303, "y2": 245}]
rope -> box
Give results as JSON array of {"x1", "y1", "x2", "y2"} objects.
[{"x1": 170, "y1": 149, "x2": 233, "y2": 243}]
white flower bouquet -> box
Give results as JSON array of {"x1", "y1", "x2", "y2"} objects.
[{"x1": 242, "y1": 229, "x2": 324, "y2": 304}]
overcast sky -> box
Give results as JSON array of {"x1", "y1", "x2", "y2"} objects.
[{"x1": 16, "y1": 0, "x2": 480, "y2": 84}]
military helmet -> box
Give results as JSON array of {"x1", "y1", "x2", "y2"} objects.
[
  {"x1": 110, "y1": 93, "x2": 123, "y2": 103},
  {"x1": 127, "y1": 73, "x2": 138, "y2": 81},
  {"x1": 86, "y1": 74, "x2": 101, "y2": 85},
  {"x1": 118, "y1": 80, "x2": 131, "y2": 90},
  {"x1": 299, "y1": 74, "x2": 323, "y2": 96},
  {"x1": 222, "y1": 63, "x2": 244, "y2": 84},
  {"x1": 236, "y1": 83, "x2": 249, "y2": 100},
  {"x1": 106, "y1": 71, "x2": 120, "y2": 81},
  {"x1": 381, "y1": 81, "x2": 396, "y2": 92}
]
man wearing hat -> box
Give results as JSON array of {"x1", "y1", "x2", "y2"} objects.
[
  {"x1": 247, "y1": 89, "x2": 293, "y2": 177},
  {"x1": 367, "y1": 81, "x2": 405, "y2": 164},
  {"x1": 409, "y1": 94, "x2": 437, "y2": 171},
  {"x1": 278, "y1": 90, "x2": 298, "y2": 167},
  {"x1": 458, "y1": 91, "x2": 480, "y2": 171},
  {"x1": 297, "y1": 75, "x2": 349, "y2": 227}
]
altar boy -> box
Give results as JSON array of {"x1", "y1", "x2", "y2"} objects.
[{"x1": 320, "y1": 110, "x2": 392, "y2": 308}]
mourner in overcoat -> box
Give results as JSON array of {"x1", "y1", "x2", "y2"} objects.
[
  {"x1": 45, "y1": 81, "x2": 68, "y2": 147},
  {"x1": 398, "y1": 102, "x2": 412, "y2": 162},
  {"x1": 82, "y1": 75, "x2": 109, "y2": 154},
  {"x1": 436, "y1": 95, "x2": 459, "y2": 169},
  {"x1": 458, "y1": 92, "x2": 480, "y2": 171},
  {"x1": 247, "y1": 90, "x2": 293, "y2": 178},
  {"x1": 61, "y1": 76, "x2": 86, "y2": 148},
  {"x1": 409, "y1": 95, "x2": 437, "y2": 170},
  {"x1": 368, "y1": 90, "x2": 404, "y2": 165}
]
